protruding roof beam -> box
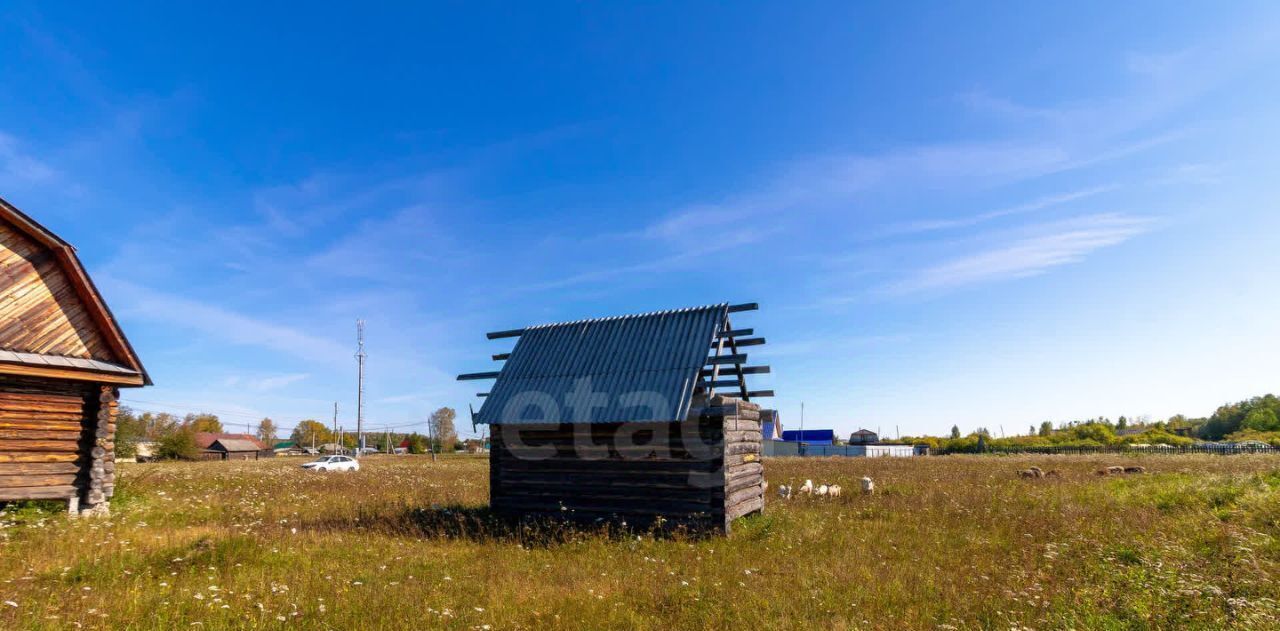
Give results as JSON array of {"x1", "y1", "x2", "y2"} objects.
[
  {"x1": 727, "y1": 302, "x2": 758, "y2": 313},
  {"x1": 492, "y1": 353, "x2": 510, "y2": 361},
  {"x1": 457, "y1": 371, "x2": 501, "y2": 381},
  {"x1": 700, "y1": 365, "x2": 770, "y2": 377},
  {"x1": 477, "y1": 393, "x2": 489, "y2": 397},
  {"x1": 717, "y1": 328, "x2": 753, "y2": 338},
  {"x1": 705, "y1": 354, "x2": 747, "y2": 365},
  {"x1": 713, "y1": 337, "x2": 764, "y2": 347},
  {"x1": 747, "y1": 390, "x2": 775, "y2": 398},
  {"x1": 486, "y1": 328, "x2": 524, "y2": 339}
]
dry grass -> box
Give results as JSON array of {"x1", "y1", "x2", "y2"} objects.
[{"x1": 2, "y1": 454, "x2": 1279, "y2": 630}]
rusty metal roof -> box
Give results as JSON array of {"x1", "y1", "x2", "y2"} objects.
[{"x1": 475, "y1": 304, "x2": 728, "y2": 424}]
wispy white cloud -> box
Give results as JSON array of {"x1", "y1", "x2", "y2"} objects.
[
  {"x1": 875, "y1": 185, "x2": 1118, "y2": 238},
  {"x1": 884, "y1": 214, "x2": 1152, "y2": 296},
  {"x1": 99, "y1": 277, "x2": 350, "y2": 364},
  {"x1": 0, "y1": 132, "x2": 58, "y2": 188}
]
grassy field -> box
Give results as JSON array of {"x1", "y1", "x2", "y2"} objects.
[{"x1": 1, "y1": 454, "x2": 1279, "y2": 630}]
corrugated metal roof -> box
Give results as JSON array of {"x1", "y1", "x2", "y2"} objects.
[
  {"x1": 210, "y1": 438, "x2": 263, "y2": 452},
  {"x1": 477, "y1": 304, "x2": 727, "y2": 424},
  {"x1": 0, "y1": 349, "x2": 140, "y2": 375}
]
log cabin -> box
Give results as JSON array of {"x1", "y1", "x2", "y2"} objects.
[
  {"x1": 458, "y1": 303, "x2": 773, "y2": 534},
  {"x1": 0, "y1": 197, "x2": 150, "y2": 515}
]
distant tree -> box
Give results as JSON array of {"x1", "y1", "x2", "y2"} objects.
[
  {"x1": 256, "y1": 418, "x2": 279, "y2": 445},
  {"x1": 1243, "y1": 408, "x2": 1280, "y2": 432},
  {"x1": 184, "y1": 413, "x2": 223, "y2": 433},
  {"x1": 143, "y1": 412, "x2": 181, "y2": 440},
  {"x1": 405, "y1": 433, "x2": 428, "y2": 454},
  {"x1": 290, "y1": 420, "x2": 331, "y2": 449},
  {"x1": 950, "y1": 425, "x2": 961, "y2": 439},
  {"x1": 114, "y1": 406, "x2": 145, "y2": 459},
  {"x1": 1029, "y1": 425, "x2": 1036, "y2": 436},
  {"x1": 429, "y1": 407, "x2": 458, "y2": 452},
  {"x1": 975, "y1": 433, "x2": 987, "y2": 453},
  {"x1": 156, "y1": 426, "x2": 199, "y2": 460},
  {"x1": 1117, "y1": 416, "x2": 1128, "y2": 431},
  {"x1": 1039, "y1": 421, "x2": 1053, "y2": 437}
]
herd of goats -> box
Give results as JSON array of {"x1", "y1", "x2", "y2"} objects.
[
  {"x1": 760, "y1": 465, "x2": 1149, "y2": 500},
  {"x1": 1016, "y1": 465, "x2": 1148, "y2": 479},
  {"x1": 771, "y1": 476, "x2": 875, "y2": 499}
]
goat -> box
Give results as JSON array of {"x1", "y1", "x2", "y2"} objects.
[
  {"x1": 1096, "y1": 466, "x2": 1125, "y2": 476},
  {"x1": 799, "y1": 479, "x2": 814, "y2": 495},
  {"x1": 1045, "y1": 470, "x2": 1061, "y2": 478},
  {"x1": 1123, "y1": 466, "x2": 1146, "y2": 474},
  {"x1": 860, "y1": 476, "x2": 875, "y2": 495},
  {"x1": 816, "y1": 484, "x2": 829, "y2": 497},
  {"x1": 828, "y1": 484, "x2": 842, "y2": 498},
  {"x1": 777, "y1": 484, "x2": 791, "y2": 499}
]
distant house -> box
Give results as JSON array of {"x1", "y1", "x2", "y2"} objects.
[
  {"x1": 319, "y1": 442, "x2": 348, "y2": 455},
  {"x1": 781, "y1": 429, "x2": 835, "y2": 445},
  {"x1": 273, "y1": 441, "x2": 305, "y2": 456},
  {"x1": 849, "y1": 429, "x2": 879, "y2": 444},
  {"x1": 760, "y1": 410, "x2": 783, "y2": 441},
  {"x1": 195, "y1": 433, "x2": 274, "y2": 461}
]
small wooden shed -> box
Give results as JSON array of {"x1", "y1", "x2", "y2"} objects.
[
  {"x1": 458, "y1": 303, "x2": 773, "y2": 533},
  {"x1": 0, "y1": 198, "x2": 150, "y2": 515},
  {"x1": 196, "y1": 433, "x2": 274, "y2": 461}
]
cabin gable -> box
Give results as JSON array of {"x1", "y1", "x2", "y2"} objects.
[{"x1": 0, "y1": 219, "x2": 116, "y2": 362}]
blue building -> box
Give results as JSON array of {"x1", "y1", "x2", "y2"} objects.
[{"x1": 781, "y1": 429, "x2": 835, "y2": 445}]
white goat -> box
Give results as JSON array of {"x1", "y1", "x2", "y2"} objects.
[
  {"x1": 816, "y1": 484, "x2": 829, "y2": 497},
  {"x1": 777, "y1": 484, "x2": 791, "y2": 499},
  {"x1": 860, "y1": 476, "x2": 875, "y2": 495},
  {"x1": 799, "y1": 479, "x2": 814, "y2": 495},
  {"x1": 828, "y1": 484, "x2": 842, "y2": 498}
]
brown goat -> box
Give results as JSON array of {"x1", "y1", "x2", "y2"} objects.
[{"x1": 1123, "y1": 466, "x2": 1146, "y2": 474}]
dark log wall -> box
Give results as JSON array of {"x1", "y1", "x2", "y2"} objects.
[
  {"x1": 0, "y1": 375, "x2": 115, "y2": 506},
  {"x1": 489, "y1": 396, "x2": 765, "y2": 533}
]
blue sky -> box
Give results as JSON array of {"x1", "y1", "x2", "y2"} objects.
[{"x1": 1, "y1": 2, "x2": 1278, "y2": 439}]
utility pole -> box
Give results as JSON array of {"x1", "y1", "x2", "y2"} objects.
[
  {"x1": 339, "y1": 426, "x2": 344, "y2": 455},
  {"x1": 800, "y1": 402, "x2": 805, "y2": 457},
  {"x1": 332, "y1": 402, "x2": 338, "y2": 449},
  {"x1": 356, "y1": 320, "x2": 367, "y2": 459},
  {"x1": 385, "y1": 428, "x2": 391, "y2": 454},
  {"x1": 427, "y1": 414, "x2": 437, "y2": 463}
]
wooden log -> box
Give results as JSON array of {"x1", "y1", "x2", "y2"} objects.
[
  {"x1": 726, "y1": 496, "x2": 765, "y2": 521},
  {"x1": 0, "y1": 438, "x2": 81, "y2": 452},
  {"x1": 0, "y1": 419, "x2": 83, "y2": 432},
  {"x1": 0, "y1": 428, "x2": 82, "y2": 440},
  {"x1": 497, "y1": 481, "x2": 715, "y2": 501},
  {"x1": 726, "y1": 483, "x2": 764, "y2": 507},
  {"x1": 495, "y1": 458, "x2": 713, "y2": 475},
  {"x1": 725, "y1": 462, "x2": 764, "y2": 480},
  {"x1": 724, "y1": 430, "x2": 763, "y2": 443},
  {"x1": 0, "y1": 452, "x2": 82, "y2": 463},
  {"x1": 0, "y1": 484, "x2": 77, "y2": 500},
  {"x1": 0, "y1": 474, "x2": 78, "y2": 488},
  {"x1": 0, "y1": 462, "x2": 80, "y2": 475},
  {"x1": 726, "y1": 442, "x2": 761, "y2": 456},
  {"x1": 493, "y1": 497, "x2": 712, "y2": 516}
]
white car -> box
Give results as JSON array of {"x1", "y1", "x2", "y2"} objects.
[{"x1": 301, "y1": 455, "x2": 360, "y2": 472}]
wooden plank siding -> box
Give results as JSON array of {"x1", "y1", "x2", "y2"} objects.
[
  {"x1": 489, "y1": 396, "x2": 765, "y2": 534},
  {"x1": 0, "y1": 376, "x2": 116, "y2": 504},
  {"x1": 0, "y1": 219, "x2": 115, "y2": 361}
]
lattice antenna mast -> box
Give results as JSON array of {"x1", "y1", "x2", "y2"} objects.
[{"x1": 356, "y1": 319, "x2": 367, "y2": 459}]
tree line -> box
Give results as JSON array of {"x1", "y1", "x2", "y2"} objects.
[
  {"x1": 114, "y1": 405, "x2": 465, "y2": 461},
  {"x1": 887, "y1": 393, "x2": 1280, "y2": 453}
]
